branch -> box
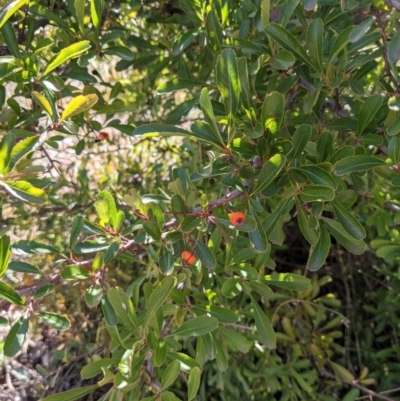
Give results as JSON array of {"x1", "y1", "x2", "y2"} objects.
[
  {"x1": 321, "y1": 369, "x2": 398, "y2": 401},
  {"x1": 0, "y1": 187, "x2": 246, "y2": 310}
]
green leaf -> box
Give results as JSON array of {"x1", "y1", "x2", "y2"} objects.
[
  {"x1": 85, "y1": 282, "x2": 103, "y2": 308},
  {"x1": 261, "y1": 91, "x2": 284, "y2": 134},
  {"x1": 206, "y1": 10, "x2": 222, "y2": 51},
  {"x1": 32, "y1": 91, "x2": 53, "y2": 119},
  {"x1": 0, "y1": 234, "x2": 10, "y2": 278},
  {"x1": 289, "y1": 125, "x2": 311, "y2": 161},
  {"x1": 157, "y1": 79, "x2": 206, "y2": 94},
  {"x1": 91, "y1": 0, "x2": 104, "y2": 30},
  {"x1": 2, "y1": 181, "x2": 47, "y2": 204},
  {"x1": 261, "y1": 0, "x2": 270, "y2": 27},
  {"x1": 264, "y1": 198, "x2": 294, "y2": 237},
  {"x1": 297, "y1": 165, "x2": 337, "y2": 189},
  {"x1": 154, "y1": 338, "x2": 167, "y2": 367},
  {"x1": 357, "y1": 95, "x2": 383, "y2": 134},
  {"x1": 343, "y1": 389, "x2": 360, "y2": 401},
  {"x1": 253, "y1": 154, "x2": 286, "y2": 194},
  {"x1": 61, "y1": 94, "x2": 98, "y2": 121},
  {"x1": 0, "y1": 0, "x2": 29, "y2": 29},
  {"x1": 0, "y1": 133, "x2": 15, "y2": 173},
  {"x1": 133, "y1": 123, "x2": 225, "y2": 148},
  {"x1": 41, "y1": 385, "x2": 98, "y2": 401},
  {"x1": 388, "y1": 136, "x2": 400, "y2": 164},
  {"x1": 37, "y1": 312, "x2": 71, "y2": 331},
  {"x1": 29, "y1": 4, "x2": 71, "y2": 30},
  {"x1": 216, "y1": 48, "x2": 240, "y2": 128},
  {"x1": 61, "y1": 265, "x2": 91, "y2": 280},
  {"x1": 221, "y1": 277, "x2": 243, "y2": 298},
  {"x1": 102, "y1": 296, "x2": 118, "y2": 326},
  {"x1": 194, "y1": 305, "x2": 238, "y2": 323},
  {"x1": 218, "y1": 326, "x2": 252, "y2": 353},
  {"x1": 104, "y1": 242, "x2": 119, "y2": 264},
  {"x1": 322, "y1": 217, "x2": 366, "y2": 255},
  {"x1": 0, "y1": 21, "x2": 20, "y2": 58},
  {"x1": 43, "y1": 41, "x2": 91, "y2": 76},
  {"x1": 159, "y1": 247, "x2": 174, "y2": 276},
  {"x1": 332, "y1": 201, "x2": 366, "y2": 240},
  {"x1": 350, "y1": 17, "x2": 374, "y2": 43},
  {"x1": 251, "y1": 296, "x2": 276, "y2": 349},
  {"x1": 271, "y1": 49, "x2": 295, "y2": 70},
  {"x1": 11, "y1": 240, "x2": 60, "y2": 255},
  {"x1": 265, "y1": 24, "x2": 313, "y2": 69},
  {"x1": 279, "y1": 0, "x2": 300, "y2": 27},
  {"x1": 195, "y1": 241, "x2": 216, "y2": 269},
  {"x1": 199, "y1": 88, "x2": 225, "y2": 147},
  {"x1": 0, "y1": 281, "x2": 25, "y2": 305},
  {"x1": 248, "y1": 208, "x2": 268, "y2": 253},
  {"x1": 144, "y1": 276, "x2": 176, "y2": 328},
  {"x1": 306, "y1": 19, "x2": 323, "y2": 72},
  {"x1": 168, "y1": 316, "x2": 218, "y2": 338},
  {"x1": 188, "y1": 367, "x2": 201, "y2": 401},
  {"x1": 4, "y1": 315, "x2": 29, "y2": 357},
  {"x1": 297, "y1": 209, "x2": 318, "y2": 246},
  {"x1": 81, "y1": 358, "x2": 120, "y2": 379},
  {"x1": 8, "y1": 261, "x2": 41, "y2": 275},
  {"x1": 264, "y1": 273, "x2": 311, "y2": 291},
  {"x1": 70, "y1": 214, "x2": 85, "y2": 249},
  {"x1": 308, "y1": 224, "x2": 330, "y2": 271},
  {"x1": 327, "y1": 26, "x2": 352, "y2": 66},
  {"x1": 143, "y1": 221, "x2": 161, "y2": 241},
  {"x1": 388, "y1": 31, "x2": 400, "y2": 64},
  {"x1": 334, "y1": 156, "x2": 385, "y2": 175},
  {"x1": 162, "y1": 360, "x2": 181, "y2": 390},
  {"x1": 33, "y1": 284, "x2": 55, "y2": 299},
  {"x1": 300, "y1": 185, "x2": 335, "y2": 202}
]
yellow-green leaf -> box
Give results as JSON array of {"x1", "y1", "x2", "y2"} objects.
[
  {"x1": 0, "y1": 0, "x2": 29, "y2": 29},
  {"x1": 61, "y1": 94, "x2": 98, "y2": 121},
  {"x1": 43, "y1": 41, "x2": 91, "y2": 76},
  {"x1": 2, "y1": 181, "x2": 47, "y2": 204},
  {"x1": 32, "y1": 91, "x2": 53, "y2": 119}
]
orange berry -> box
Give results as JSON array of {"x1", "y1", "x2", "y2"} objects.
[
  {"x1": 229, "y1": 211, "x2": 246, "y2": 226},
  {"x1": 181, "y1": 250, "x2": 196, "y2": 265},
  {"x1": 98, "y1": 132, "x2": 109, "y2": 140}
]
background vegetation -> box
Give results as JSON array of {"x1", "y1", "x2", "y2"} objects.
[{"x1": 0, "y1": 0, "x2": 400, "y2": 400}]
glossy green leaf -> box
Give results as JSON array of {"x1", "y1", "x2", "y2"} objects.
[
  {"x1": 11, "y1": 240, "x2": 60, "y2": 255},
  {"x1": 37, "y1": 312, "x2": 71, "y2": 331},
  {"x1": 61, "y1": 94, "x2": 98, "y2": 121},
  {"x1": 162, "y1": 360, "x2": 181, "y2": 390},
  {"x1": 85, "y1": 282, "x2": 103, "y2": 308},
  {"x1": 43, "y1": 41, "x2": 91, "y2": 76},
  {"x1": 133, "y1": 123, "x2": 225, "y2": 148},
  {"x1": 32, "y1": 91, "x2": 53, "y2": 119},
  {"x1": 297, "y1": 165, "x2": 337, "y2": 189},
  {"x1": 144, "y1": 276, "x2": 176, "y2": 328},
  {"x1": 0, "y1": 281, "x2": 25, "y2": 305},
  {"x1": 332, "y1": 201, "x2": 366, "y2": 240},
  {"x1": 334, "y1": 156, "x2": 385, "y2": 175},
  {"x1": 143, "y1": 221, "x2": 161, "y2": 241},
  {"x1": 70, "y1": 214, "x2": 85, "y2": 249},
  {"x1": 2, "y1": 181, "x2": 47, "y2": 204},
  {"x1": 81, "y1": 358, "x2": 120, "y2": 379},
  {"x1": 101, "y1": 296, "x2": 118, "y2": 326},
  {"x1": 216, "y1": 48, "x2": 240, "y2": 128},
  {"x1": 157, "y1": 79, "x2": 205, "y2": 94},
  {"x1": 168, "y1": 316, "x2": 218, "y2": 338},
  {"x1": 261, "y1": 0, "x2": 270, "y2": 27},
  {"x1": 61, "y1": 265, "x2": 91, "y2": 280},
  {"x1": 221, "y1": 277, "x2": 243, "y2": 298},
  {"x1": 248, "y1": 208, "x2": 268, "y2": 253},
  {"x1": 206, "y1": 10, "x2": 222, "y2": 51},
  {"x1": 0, "y1": 234, "x2": 10, "y2": 278},
  {"x1": 350, "y1": 17, "x2": 373, "y2": 43},
  {"x1": 264, "y1": 197, "x2": 294, "y2": 237},
  {"x1": 8, "y1": 261, "x2": 41, "y2": 275},
  {"x1": 1, "y1": 21, "x2": 20, "y2": 58},
  {"x1": 199, "y1": 88, "x2": 225, "y2": 147},
  {"x1": 327, "y1": 26, "x2": 352, "y2": 66},
  {"x1": 308, "y1": 224, "x2": 330, "y2": 271},
  {"x1": 10, "y1": 135, "x2": 42, "y2": 169},
  {"x1": 306, "y1": 19, "x2": 323, "y2": 72},
  {"x1": 261, "y1": 91, "x2": 284, "y2": 134},
  {"x1": 188, "y1": 367, "x2": 201, "y2": 401},
  {"x1": 251, "y1": 296, "x2": 276, "y2": 349},
  {"x1": 297, "y1": 209, "x2": 318, "y2": 246},
  {"x1": 4, "y1": 315, "x2": 29, "y2": 357},
  {"x1": 357, "y1": 94, "x2": 383, "y2": 134},
  {"x1": 41, "y1": 385, "x2": 98, "y2": 401},
  {"x1": 322, "y1": 217, "x2": 366, "y2": 255},
  {"x1": 0, "y1": 133, "x2": 14, "y2": 173},
  {"x1": 195, "y1": 241, "x2": 216, "y2": 269},
  {"x1": 264, "y1": 273, "x2": 311, "y2": 291},
  {"x1": 265, "y1": 24, "x2": 313, "y2": 69},
  {"x1": 289, "y1": 125, "x2": 311, "y2": 161},
  {"x1": 300, "y1": 185, "x2": 335, "y2": 202},
  {"x1": 388, "y1": 31, "x2": 400, "y2": 64},
  {"x1": 0, "y1": 0, "x2": 28, "y2": 29},
  {"x1": 159, "y1": 247, "x2": 174, "y2": 276},
  {"x1": 33, "y1": 284, "x2": 55, "y2": 299},
  {"x1": 91, "y1": 0, "x2": 104, "y2": 30},
  {"x1": 388, "y1": 136, "x2": 400, "y2": 164},
  {"x1": 253, "y1": 154, "x2": 286, "y2": 194},
  {"x1": 218, "y1": 326, "x2": 252, "y2": 353}
]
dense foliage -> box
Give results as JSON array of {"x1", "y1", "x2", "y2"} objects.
[{"x1": 1, "y1": 0, "x2": 400, "y2": 400}]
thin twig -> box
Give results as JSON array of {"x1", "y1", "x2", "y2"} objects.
[{"x1": 321, "y1": 369, "x2": 398, "y2": 401}]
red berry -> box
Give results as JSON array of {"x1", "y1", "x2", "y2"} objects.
[
  {"x1": 181, "y1": 250, "x2": 196, "y2": 265},
  {"x1": 229, "y1": 211, "x2": 246, "y2": 226},
  {"x1": 98, "y1": 132, "x2": 109, "y2": 140}
]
